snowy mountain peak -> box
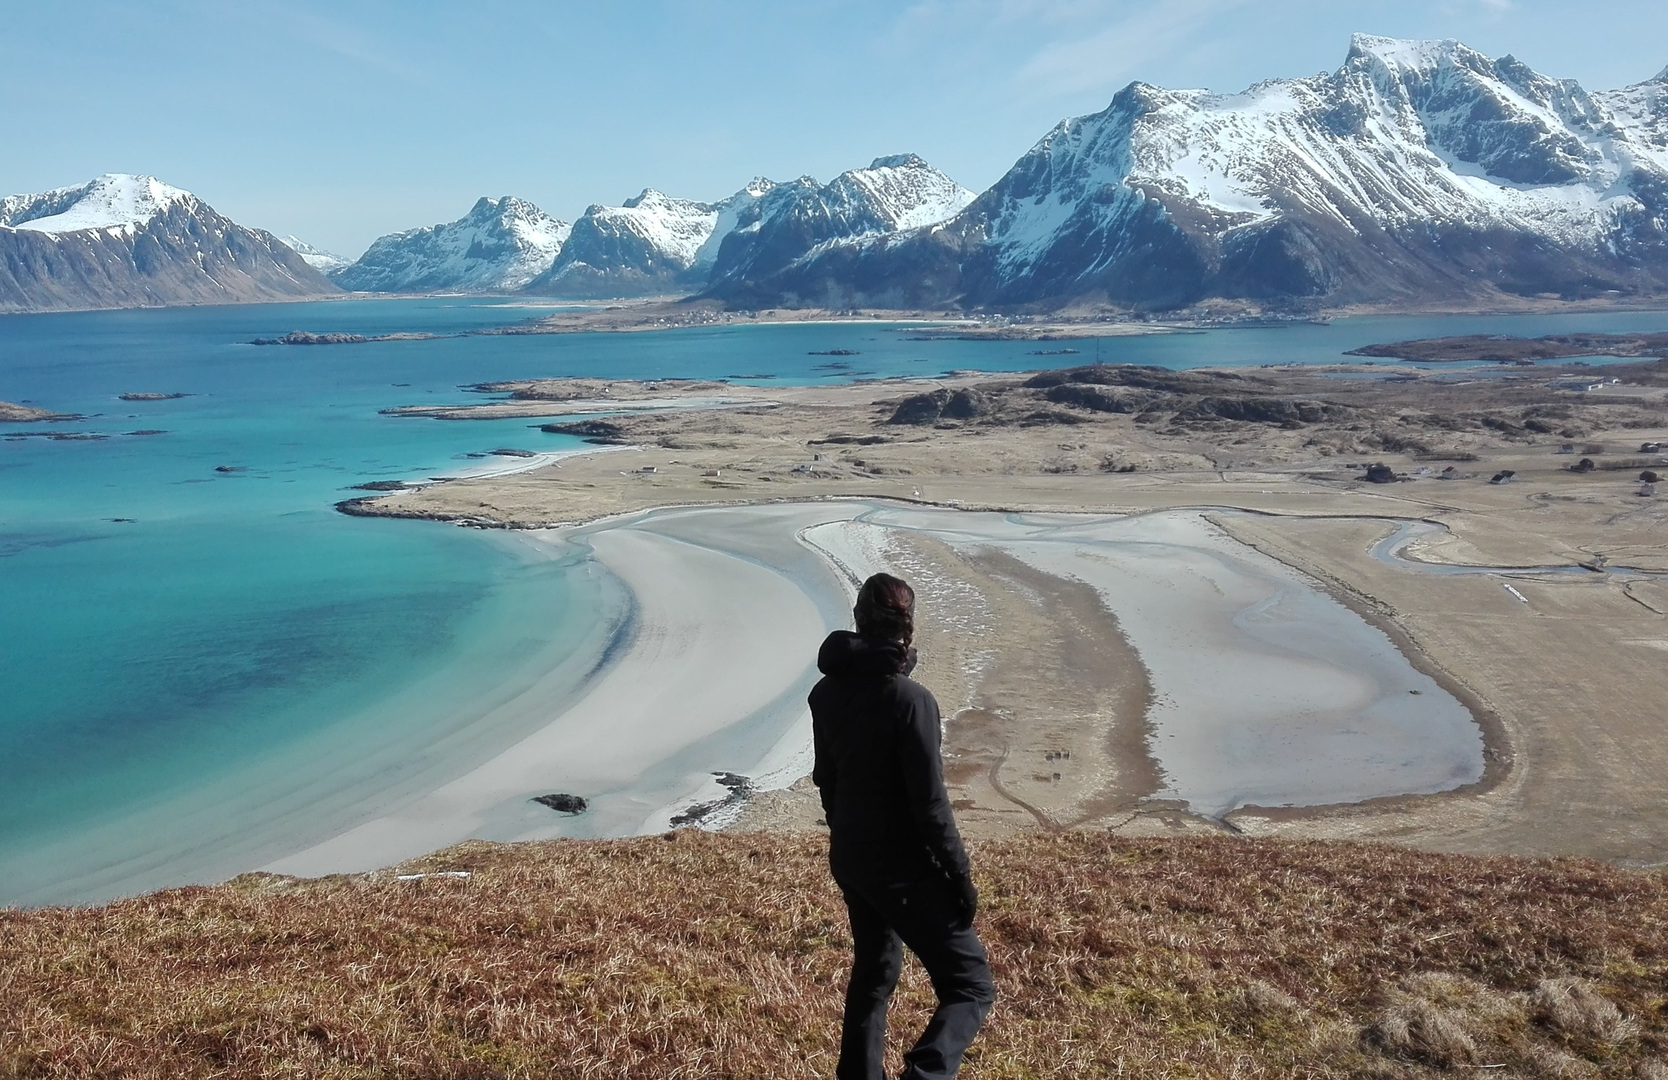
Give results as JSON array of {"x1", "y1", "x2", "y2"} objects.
[
  {"x1": 836, "y1": 154, "x2": 976, "y2": 231},
  {"x1": 0, "y1": 174, "x2": 195, "y2": 235},
  {"x1": 333, "y1": 196, "x2": 570, "y2": 292},
  {"x1": 1345, "y1": 33, "x2": 1476, "y2": 74},
  {"x1": 280, "y1": 236, "x2": 352, "y2": 274}
]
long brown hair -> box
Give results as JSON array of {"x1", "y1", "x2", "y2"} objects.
[{"x1": 854, "y1": 573, "x2": 915, "y2": 645}]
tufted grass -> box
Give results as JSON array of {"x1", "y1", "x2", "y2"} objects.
[{"x1": 3, "y1": 831, "x2": 1666, "y2": 1078}]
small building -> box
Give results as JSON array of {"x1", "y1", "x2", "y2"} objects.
[
  {"x1": 1489, "y1": 470, "x2": 1517, "y2": 484},
  {"x1": 1643, "y1": 483, "x2": 1658, "y2": 498},
  {"x1": 1364, "y1": 463, "x2": 1397, "y2": 484},
  {"x1": 1557, "y1": 443, "x2": 1576, "y2": 454},
  {"x1": 702, "y1": 469, "x2": 721, "y2": 478},
  {"x1": 637, "y1": 465, "x2": 658, "y2": 474},
  {"x1": 1642, "y1": 442, "x2": 1662, "y2": 453}
]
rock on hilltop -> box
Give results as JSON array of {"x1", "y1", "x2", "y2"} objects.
[
  {"x1": 0, "y1": 174, "x2": 337, "y2": 313},
  {"x1": 751, "y1": 35, "x2": 1668, "y2": 312},
  {"x1": 333, "y1": 196, "x2": 571, "y2": 293}
]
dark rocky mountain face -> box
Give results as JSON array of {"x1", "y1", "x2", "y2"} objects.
[
  {"x1": 741, "y1": 36, "x2": 1668, "y2": 314},
  {"x1": 0, "y1": 186, "x2": 335, "y2": 313},
  {"x1": 699, "y1": 157, "x2": 972, "y2": 301}
]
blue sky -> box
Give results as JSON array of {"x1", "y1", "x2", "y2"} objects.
[{"x1": 5, "y1": 0, "x2": 1666, "y2": 257}]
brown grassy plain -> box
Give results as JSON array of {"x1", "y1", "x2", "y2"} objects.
[{"x1": 5, "y1": 831, "x2": 1668, "y2": 1080}]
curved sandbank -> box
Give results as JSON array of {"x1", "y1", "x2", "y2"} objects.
[{"x1": 268, "y1": 499, "x2": 1483, "y2": 879}]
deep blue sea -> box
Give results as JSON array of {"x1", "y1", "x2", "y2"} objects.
[{"x1": 6, "y1": 297, "x2": 1668, "y2": 905}]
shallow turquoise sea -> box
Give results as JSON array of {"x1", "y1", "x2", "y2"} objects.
[{"x1": 5, "y1": 298, "x2": 1668, "y2": 905}]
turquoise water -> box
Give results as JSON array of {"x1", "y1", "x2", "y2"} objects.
[{"x1": 6, "y1": 297, "x2": 1668, "y2": 906}]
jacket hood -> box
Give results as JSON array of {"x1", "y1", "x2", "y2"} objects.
[{"x1": 817, "y1": 630, "x2": 918, "y2": 678}]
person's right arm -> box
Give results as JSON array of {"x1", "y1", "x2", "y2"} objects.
[
  {"x1": 811, "y1": 711, "x2": 837, "y2": 821},
  {"x1": 896, "y1": 688, "x2": 971, "y2": 879}
]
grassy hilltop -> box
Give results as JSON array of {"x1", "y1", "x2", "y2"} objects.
[{"x1": 3, "y1": 831, "x2": 1666, "y2": 1079}]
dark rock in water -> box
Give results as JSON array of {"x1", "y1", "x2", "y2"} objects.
[
  {"x1": 251, "y1": 331, "x2": 370, "y2": 346},
  {"x1": 669, "y1": 772, "x2": 754, "y2": 827},
  {"x1": 888, "y1": 387, "x2": 990, "y2": 424},
  {"x1": 124, "y1": 429, "x2": 168, "y2": 436},
  {"x1": 118, "y1": 392, "x2": 191, "y2": 401},
  {"x1": 352, "y1": 480, "x2": 411, "y2": 491},
  {"x1": 489, "y1": 448, "x2": 538, "y2": 458},
  {"x1": 214, "y1": 465, "x2": 245, "y2": 473},
  {"x1": 541, "y1": 418, "x2": 631, "y2": 443},
  {"x1": 533, "y1": 793, "x2": 588, "y2": 814},
  {"x1": 809, "y1": 348, "x2": 861, "y2": 356},
  {"x1": 1364, "y1": 463, "x2": 1398, "y2": 483}
]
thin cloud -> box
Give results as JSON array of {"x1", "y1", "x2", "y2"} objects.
[
  {"x1": 1009, "y1": 0, "x2": 1255, "y2": 102},
  {"x1": 177, "y1": 0, "x2": 421, "y2": 80}
]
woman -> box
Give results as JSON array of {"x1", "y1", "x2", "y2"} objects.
[{"x1": 810, "y1": 573, "x2": 995, "y2": 1080}]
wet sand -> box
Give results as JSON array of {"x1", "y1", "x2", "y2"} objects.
[{"x1": 265, "y1": 499, "x2": 1485, "y2": 878}]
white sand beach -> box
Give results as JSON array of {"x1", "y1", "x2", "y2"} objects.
[{"x1": 265, "y1": 498, "x2": 1483, "y2": 880}]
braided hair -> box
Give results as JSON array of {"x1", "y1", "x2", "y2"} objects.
[{"x1": 853, "y1": 572, "x2": 915, "y2": 646}]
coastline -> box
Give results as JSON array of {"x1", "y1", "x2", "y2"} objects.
[{"x1": 265, "y1": 496, "x2": 1490, "y2": 886}]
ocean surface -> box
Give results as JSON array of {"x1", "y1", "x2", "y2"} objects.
[{"x1": 6, "y1": 297, "x2": 1668, "y2": 905}]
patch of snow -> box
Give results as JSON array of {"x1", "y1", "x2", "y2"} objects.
[
  {"x1": 279, "y1": 235, "x2": 353, "y2": 273},
  {"x1": 2, "y1": 174, "x2": 193, "y2": 235}
]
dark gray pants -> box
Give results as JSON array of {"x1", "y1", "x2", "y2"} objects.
[{"x1": 834, "y1": 872, "x2": 995, "y2": 1080}]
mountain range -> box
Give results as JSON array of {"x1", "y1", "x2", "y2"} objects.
[
  {"x1": 5, "y1": 36, "x2": 1667, "y2": 315},
  {"x1": 751, "y1": 35, "x2": 1668, "y2": 312},
  {"x1": 346, "y1": 154, "x2": 976, "y2": 300}
]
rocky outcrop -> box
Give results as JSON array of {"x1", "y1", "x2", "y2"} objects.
[{"x1": 887, "y1": 387, "x2": 992, "y2": 424}]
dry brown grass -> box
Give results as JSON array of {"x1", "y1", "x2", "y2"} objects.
[{"x1": 3, "y1": 831, "x2": 1666, "y2": 1079}]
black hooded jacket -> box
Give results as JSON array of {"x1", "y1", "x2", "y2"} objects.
[{"x1": 809, "y1": 630, "x2": 971, "y2": 885}]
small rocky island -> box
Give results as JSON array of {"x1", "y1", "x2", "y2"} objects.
[
  {"x1": 1348, "y1": 332, "x2": 1668, "y2": 363},
  {"x1": 0, "y1": 401, "x2": 80, "y2": 422}
]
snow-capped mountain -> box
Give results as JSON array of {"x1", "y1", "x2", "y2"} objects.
[
  {"x1": 0, "y1": 174, "x2": 337, "y2": 313},
  {"x1": 701, "y1": 155, "x2": 973, "y2": 297},
  {"x1": 524, "y1": 156, "x2": 972, "y2": 299},
  {"x1": 334, "y1": 196, "x2": 570, "y2": 293},
  {"x1": 280, "y1": 235, "x2": 352, "y2": 274},
  {"x1": 525, "y1": 180, "x2": 775, "y2": 297},
  {"x1": 743, "y1": 37, "x2": 1668, "y2": 311}
]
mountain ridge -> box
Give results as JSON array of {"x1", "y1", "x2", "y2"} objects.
[{"x1": 737, "y1": 35, "x2": 1668, "y2": 313}]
